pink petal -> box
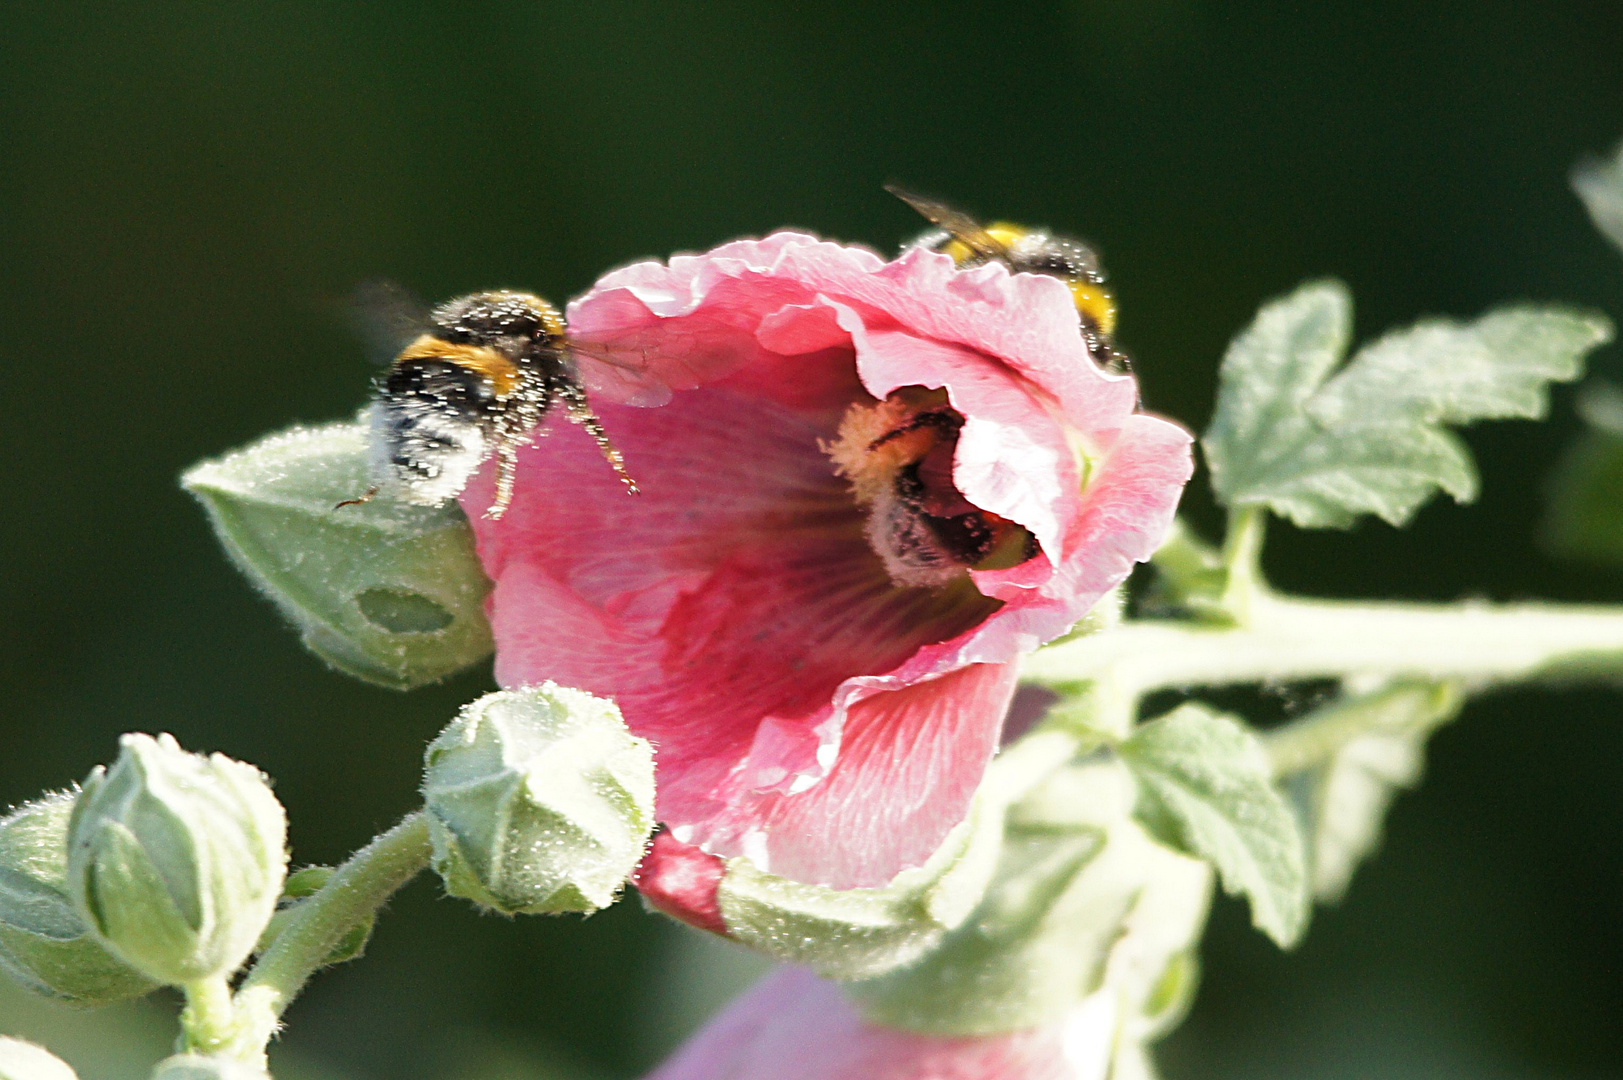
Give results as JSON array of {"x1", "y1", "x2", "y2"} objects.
[
  {"x1": 572, "y1": 233, "x2": 1140, "y2": 439},
  {"x1": 695, "y1": 660, "x2": 1020, "y2": 887},
  {"x1": 646, "y1": 967, "x2": 1080, "y2": 1080},
  {"x1": 634, "y1": 831, "x2": 727, "y2": 935}
]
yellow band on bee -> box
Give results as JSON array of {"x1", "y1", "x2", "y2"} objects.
[
  {"x1": 398, "y1": 336, "x2": 522, "y2": 398},
  {"x1": 984, "y1": 223, "x2": 1027, "y2": 248},
  {"x1": 1068, "y1": 281, "x2": 1118, "y2": 336}
]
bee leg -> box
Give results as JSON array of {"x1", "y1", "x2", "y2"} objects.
[
  {"x1": 486, "y1": 443, "x2": 520, "y2": 520},
  {"x1": 561, "y1": 386, "x2": 640, "y2": 495},
  {"x1": 335, "y1": 485, "x2": 379, "y2": 510},
  {"x1": 483, "y1": 392, "x2": 551, "y2": 520}
]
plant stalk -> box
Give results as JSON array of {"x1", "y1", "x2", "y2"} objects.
[
  {"x1": 179, "y1": 974, "x2": 240, "y2": 1057},
  {"x1": 230, "y1": 811, "x2": 432, "y2": 1066},
  {"x1": 1024, "y1": 592, "x2": 1623, "y2": 705}
]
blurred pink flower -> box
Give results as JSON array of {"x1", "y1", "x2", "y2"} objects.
[
  {"x1": 644, "y1": 966, "x2": 1116, "y2": 1080},
  {"x1": 464, "y1": 233, "x2": 1191, "y2": 899}
]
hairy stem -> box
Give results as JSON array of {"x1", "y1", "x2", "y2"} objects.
[
  {"x1": 1219, "y1": 506, "x2": 1270, "y2": 623},
  {"x1": 1024, "y1": 592, "x2": 1623, "y2": 707},
  {"x1": 231, "y1": 811, "x2": 432, "y2": 1065},
  {"x1": 179, "y1": 974, "x2": 240, "y2": 1057}
]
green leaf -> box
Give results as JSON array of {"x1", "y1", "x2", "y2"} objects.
[
  {"x1": 182, "y1": 418, "x2": 494, "y2": 689},
  {"x1": 1204, "y1": 280, "x2": 1612, "y2": 528},
  {"x1": 1543, "y1": 382, "x2": 1623, "y2": 565},
  {"x1": 1120, "y1": 704, "x2": 1308, "y2": 948},
  {"x1": 851, "y1": 757, "x2": 1212, "y2": 1037},
  {"x1": 1270, "y1": 682, "x2": 1463, "y2": 903},
  {"x1": 255, "y1": 868, "x2": 374, "y2": 967},
  {"x1": 1574, "y1": 141, "x2": 1623, "y2": 258}
]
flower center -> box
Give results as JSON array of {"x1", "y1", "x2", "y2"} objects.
[{"x1": 826, "y1": 387, "x2": 1040, "y2": 589}]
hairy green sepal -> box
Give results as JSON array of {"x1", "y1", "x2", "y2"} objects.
[
  {"x1": 149, "y1": 1055, "x2": 270, "y2": 1080},
  {"x1": 67, "y1": 735, "x2": 287, "y2": 986},
  {"x1": 1204, "y1": 279, "x2": 1611, "y2": 528},
  {"x1": 182, "y1": 418, "x2": 494, "y2": 690},
  {"x1": 0, "y1": 792, "x2": 158, "y2": 1005},
  {"x1": 0, "y1": 1039, "x2": 78, "y2": 1080}
]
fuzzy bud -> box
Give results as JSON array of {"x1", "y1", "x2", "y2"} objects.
[
  {"x1": 182, "y1": 418, "x2": 494, "y2": 690},
  {"x1": 423, "y1": 684, "x2": 656, "y2": 915},
  {"x1": 0, "y1": 792, "x2": 157, "y2": 1004},
  {"x1": 67, "y1": 735, "x2": 287, "y2": 986}
]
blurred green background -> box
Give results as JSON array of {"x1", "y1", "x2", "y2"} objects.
[{"x1": 3, "y1": 1, "x2": 1622, "y2": 1077}]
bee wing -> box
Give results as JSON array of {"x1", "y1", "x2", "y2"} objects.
[
  {"x1": 884, "y1": 184, "x2": 1010, "y2": 261},
  {"x1": 349, "y1": 279, "x2": 432, "y2": 366},
  {"x1": 567, "y1": 328, "x2": 762, "y2": 409},
  {"x1": 566, "y1": 337, "x2": 674, "y2": 407}
]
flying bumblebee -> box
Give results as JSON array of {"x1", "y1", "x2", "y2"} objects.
[
  {"x1": 886, "y1": 185, "x2": 1126, "y2": 372},
  {"x1": 343, "y1": 283, "x2": 654, "y2": 520}
]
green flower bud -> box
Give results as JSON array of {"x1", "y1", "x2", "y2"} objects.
[
  {"x1": 0, "y1": 792, "x2": 157, "y2": 1004},
  {"x1": 423, "y1": 684, "x2": 656, "y2": 915},
  {"x1": 149, "y1": 1056, "x2": 269, "y2": 1080},
  {"x1": 0, "y1": 1038, "x2": 77, "y2": 1080},
  {"x1": 182, "y1": 418, "x2": 494, "y2": 690},
  {"x1": 67, "y1": 734, "x2": 288, "y2": 986}
]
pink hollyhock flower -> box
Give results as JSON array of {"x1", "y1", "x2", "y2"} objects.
[
  {"x1": 463, "y1": 232, "x2": 1191, "y2": 897},
  {"x1": 644, "y1": 966, "x2": 1123, "y2": 1080}
]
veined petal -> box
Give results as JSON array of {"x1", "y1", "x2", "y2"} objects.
[{"x1": 700, "y1": 661, "x2": 1020, "y2": 888}]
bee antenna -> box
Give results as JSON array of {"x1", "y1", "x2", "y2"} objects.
[{"x1": 335, "y1": 486, "x2": 379, "y2": 510}]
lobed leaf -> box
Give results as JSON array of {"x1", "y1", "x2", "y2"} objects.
[
  {"x1": 1119, "y1": 704, "x2": 1308, "y2": 948},
  {"x1": 1272, "y1": 681, "x2": 1463, "y2": 903},
  {"x1": 1205, "y1": 280, "x2": 1611, "y2": 528}
]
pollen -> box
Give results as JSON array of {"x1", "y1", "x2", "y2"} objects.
[
  {"x1": 826, "y1": 387, "x2": 1040, "y2": 589},
  {"x1": 825, "y1": 388, "x2": 956, "y2": 506}
]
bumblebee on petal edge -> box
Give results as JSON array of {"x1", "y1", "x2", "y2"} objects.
[
  {"x1": 887, "y1": 184, "x2": 1127, "y2": 372},
  {"x1": 342, "y1": 286, "x2": 639, "y2": 520}
]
